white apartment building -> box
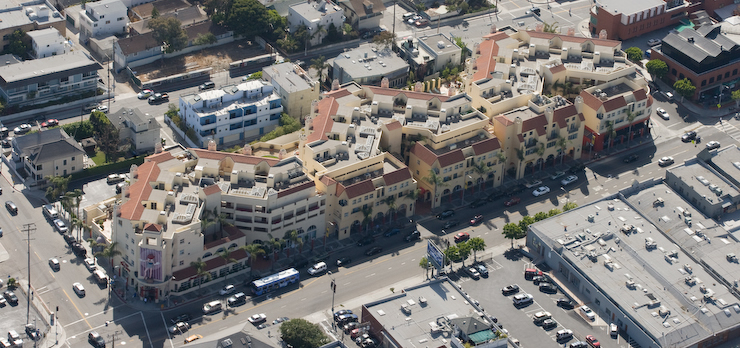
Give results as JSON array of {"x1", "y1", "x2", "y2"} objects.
[
  {"x1": 112, "y1": 146, "x2": 325, "y2": 301},
  {"x1": 179, "y1": 80, "x2": 283, "y2": 148},
  {"x1": 79, "y1": 0, "x2": 129, "y2": 41},
  {"x1": 288, "y1": 0, "x2": 345, "y2": 46},
  {"x1": 27, "y1": 27, "x2": 68, "y2": 58}
]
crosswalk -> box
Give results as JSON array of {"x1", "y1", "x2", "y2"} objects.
[{"x1": 714, "y1": 122, "x2": 740, "y2": 141}]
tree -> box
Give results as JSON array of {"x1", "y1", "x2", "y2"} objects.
[
  {"x1": 458, "y1": 241, "x2": 472, "y2": 266},
  {"x1": 45, "y1": 175, "x2": 71, "y2": 202},
  {"x1": 536, "y1": 143, "x2": 545, "y2": 171},
  {"x1": 218, "y1": 249, "x2": 238, "y2": 282},
  {"x1": 563, "y1": 202, "x2": 578, "y2": 211},
  {"x1": 543, "y1": 22, "x2": 559, "y2": 33},
  {"x1": 311, "y1": 23, "x2": 327, "y2": 46},
  {"x1": 372, "y1": 31, "x2": 396, "y2": 51},
  {"x1": 310, "y1": 55, "x2": 330, "y2": 85},
  {"x1": 383, "y1": 195, "x2": 397, "y2": 222},
  {"x1": 194, "y1": 33, "x2": 217, "y2": 46},
  {"x1": 226, "y1": 0, "x2": 269, "y2": 38},
  {"x1": 151, "y1": 6, "x2": 160, "y2": 18},
  {"x1": 674, "y1": 78, "x2": 696, "y2": 102},
  {"x1": 190, "y1": 258, "x2": 211, "y2": 292},
  {"x1": 625, "y1": 47, "x2": 643, "y2": 62},
  {"x1": 4, "y1": 30, "x2": 28, "y2": 58},
  {"x1": 625, "y1": 109, "x2": 637, "y2": 147},
  {"x1": 94, "y1": 242, "x2": 121, "y2": 269},
  {"x1": 280, "y1": 319, "x2": 329, "y2": 348},
  {"x1": 468, "y1": 237, "x2": 486, "y2": 262},
  {"x1": 557, "y1": 136, "x2": 568, "y2": 164},
  {"x1": 361, "y1": 206, "x2": 373, "y2": 232},
  {"x1": 519, "y1": 215, "x2": 535, "y2": 232},
  {"x1": 424, "y1": 169, "x2": 446, "y2": 207},
  {"x1": 277, "y1": 36, "x2": 299, "y2": 53},
  {"x1": 548, "y1": 208, "x2": 562, "y2": 217},
  {"x1": 605, "y1": 120, "x2": 616, "y2": 150},
  {"x1": 242, "y1": 244, "x2": 264, "y2": 277},
  {"x1": 443, "y1": 245, "x2": 460, "y2": 265},
  {"x1": 148, "y1": 17, "x2": 188, "y2": 53},
  {"x1": 453, "y1": 37, "x2": 468, "y2": 64},
  {"x1": 645, "y1": 59, "x2": 668, "y2": 79},
  {"x1": 502, "y1": 222, "x2": 524, "y2": 248},
  {"x1": 419, "y1": 256, "x2": 431, "y2": 279},
  {"x1": 471, "y1": 160, "x2": 488, "y2": 193},
  {"x1": 733, "y1": 90, "x2": 740, "y2": 108},
  {"x1": 98, "y1": 123, "x2": 120, "y2": 163}
]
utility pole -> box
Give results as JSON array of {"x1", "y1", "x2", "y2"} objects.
[
  {"x1": 392, "y1": 0, "x2": 396, "y2": 36},
  {"x1": 108, "y1": 330, "x2": 121, "y2": 348},
  {"x1": 23, "y1": 223, "x2": 36, "y2": 325},
  {"x1": 328, "y1": 271, "x2": 336, "y2": 330}
]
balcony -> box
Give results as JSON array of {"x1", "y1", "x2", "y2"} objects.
[{"x1": 568, "y1": 126, "x2": 578, "y2": 134}]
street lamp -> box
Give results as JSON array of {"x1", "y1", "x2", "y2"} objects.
[{"x1": 328, "y1": 271, "x2": 337, "y2": 330}]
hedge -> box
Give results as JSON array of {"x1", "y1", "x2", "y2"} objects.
[{"x1": 70, "y1": 155, "x2": 146, "y2": 182}]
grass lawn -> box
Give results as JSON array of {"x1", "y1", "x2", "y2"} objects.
[{"x1": 90, "y1": 150, "x2": 106, "y2": 166}]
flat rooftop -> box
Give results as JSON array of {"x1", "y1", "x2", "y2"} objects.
[
  {"x1": 263, "y1": 63, "x2": 316, "y2": 94},
  {"x1": 531, "y1": 186, "x2": 740, "y2": 347},
  {"x1": 597, "y1": 0, "x2": 666, "y2": 17},
  {"x1": 0, "y1": 0, "x2": 64, "y2": 31},
  {"x1": 668, "y1": 162, "x2": 739, "y2": 208},
  {"x1": 334, "y1": 44, "x2": 408, "y2": 80}
]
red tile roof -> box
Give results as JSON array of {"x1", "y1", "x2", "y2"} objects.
[
  {"x1": 319, "y1": 175, "x2": 336, "y2": 187},
  {"x1": 438, "y1": 149, "x2": 465, "y2": 168},
  {"x1": 602, "y1": 96, "x2": 627, "y2": 112},
  {"x1": 143, "y1": 223, "x2": 162, "y2": 232},
  {"x1": 526, "y1": 30, "x2": 620, "y2": 48},
  {"x1": 307, "y1": 97, "x2": 338, "y2": 143},
  {"x1": 344, "y1": 179, "x2": 375, "y2": 199},
  {"x1": 277, "y1": 181, "x2": 316, "y2": 199},
  {"x1": 335, "y1": 182, "x2": 346, "y2": 197},
  {"x1": 471, "y1": 137, "x2": 501, "y2": 155},
  {"x1": 172, "y1": 248, "x2": 248, "y2": 280},
  {"x1": 552, "y1": 104, "x2": 578, "y2": 127},
  {"x1": 410, "y1": 143, "x2": 437, "y2": 166},
  {"x1": 473, "y1": 32, "x2": 505, "y2": 81},
  {"x1": 204, "y1": 225, "x2": 245, "y2": 249},
  {"x1": 580, "y1": 91, "x2": 603, "y2": 111},
  {"x1": 549, "y1": 64, "x2": 567, "y2": 74},
  {"x1": 633, "y1": 89, "x2": 647, "y2": 101},
  {"x1": 202, "y1": 184, "x2": 221, "y2": 196},
  {"x1": 382, "y1": 168, "x2": 411, "y2": 186},
  {"x1": 494, "y1": 115, "x2": 513, "y2": 126},
  {"x1": 522, "y1": 115, "x2": 547, "y2": 135},
  {"x1": 190, "y1": 149, "x2": 279, "y2": 166},
  {"x1": 385, "y1": 120, "x2": 402, "y2": 131},
  {"x1": 324, "y1": 88, "x2": 352, "y2": 99},
  {"x1": 119, "y1": 161, "x2": 159, "y2": 220}
]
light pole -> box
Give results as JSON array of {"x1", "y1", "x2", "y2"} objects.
[
  {"x1": 561, "y1": 186, "x2": 569, "y2": 204},
  {"x1": 328, "y1": 271, "x2": 336, "y2": 331}
]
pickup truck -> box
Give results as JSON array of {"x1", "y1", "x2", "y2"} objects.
[{"x1": 148, "y1": 93, "x2": 169, "y2": 104}]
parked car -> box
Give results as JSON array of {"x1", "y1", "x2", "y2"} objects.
[
  {"x1": 513, "y1": 293, "x2": 534, "y2": 305},
  {"x1": 199, "y1": 81, "x2": 216, "y2": 91},
  {"x1": 41, "y1": 119, "x2": 59, "y2": 127},
  {"x1": 532, "y1": 275, "x2": 548, "y2": 285},
  {"x1": 436, "y1": 210, "x2": 455, "y2": 219},
  {"x1": 469, "y1": 215, "x2": 484, "y2": 225},
  {"x1": 656, "y1": 107, "x2": 669, "y2": 120},
  {"x1": 7, "y1": 330, "x2": 21, "y2": 346},
  {"x1": 579, "y1": 305, "x2": 596, "y2": 321},
  {"x1": 532, "y1": 186, "x2": 551, "y2": 197},
  {"x1": 443, "y1": 220, "x2": 459, "y2": 229},
  {"x1": 107, "y1": 174, "x2": 125, "y2": 184},
  {"x1": 383, "y1": 228, "x2": 400, "y2": 237},
  {"x1": 475, "y1": 264, "x2": 488, "y2": 277},
  {"x1": 502, "y1": 284, "x2": 520, "y2": 295},
  {"x1": 623, "y1": 154, "x2": 640, "y2": 163},
  {"x1": 13, "y1": 124, "x2": 32, "y2": 134},
  {"x1": 525, "y1": 180, "x2": 543, "y2": 188},
  {"x1": 53, "y1": 219, "x2": 68, "y2": 234},
  {"x1": 169, "y1": 322, "x2": 190, "y2": 334},
  {"x1": 464, "y1": 267, "x2": 480, "y2": 280},
  {"x1": 24, "y1": 324, "x2": 39, "y2": 341},
  {"x1": 469, "y1": 198, "x2": 487, "y2": 208},
  {"x1": 550, "y1": 171, "x2": 565, "y2": 180},
  {"x1": 454, "y1": 232, "x2": 470, "y2": 243},
  {"x1": 333, "y1": 310, "x2": 353, "y2": 322},
  {"x1": 137, "y1": 89, "x2": 153, "y2": 99},
  {"x1": 3, "y1": 290, "x2": 18, "y2": 304},
  {"x1": 336, "y1": 257, "x2": 352, "y2": 267},
  {"x1": 97, "y1": 105, "x2": 108, "y2": 113},
  {"x1": 647, "y1": 38, "x2": 662, "y2": 46},
  {"x1": 557, "y1": 298, "x2": 575, "y2": 309},
  {"x1": 404, "y1": 230, "x2": 421, "y2": 242},
  {"x1": 556, "y1": 329, "x2": 573, "y2": 340},
  {"x1": 365, "y1": 246, "x2": 383, "y2": 256},
  {"x1": 610, "y1": 323, "x2": 619, "y2": 337},
  {"x1": 561, "y1": 175, "x2": 578, "y2": 186},
  {"x1": 504, "y1": 197, "x2": 521, "y2": 207},
  {"x1": 570, "y1": 342, "x2": 588, "y2": 348},
  {"x1": 219, "y1": 284, "x2": 236, "y2": 295},
  {"x1": 248, "y1": 313, "x2": 267, "y2": 324},
  {"x1": 533, "y1": 311, "x2": 552, "y2": 324},
  {"x1": 705, "y1": 141, "x2": 720, "y2": 150},
  {"x1": 542, "y1": 318, "x2": 557, "y2": 329},
  {"x1": 658, "y1": 156, "x2": 674, "y2": 166},
  {"x1": 585, "y1": 335, "x2": 601, "y2": 347},
  {"x1": 356, "y1": 235, "x2": 374, "y2": 247},
  {"x1": 539, "y1": 283, "x2": 558, "y2": 294}
]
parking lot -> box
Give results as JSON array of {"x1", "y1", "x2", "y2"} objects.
[
  {"x1": 0, "y1": 286, "x2": 47, "y2": 347},
  {"x1": 450, "y1": 252, "x2": 623, "y2": 348}
]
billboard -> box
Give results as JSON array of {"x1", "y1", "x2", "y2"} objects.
[{"x1": 427, "y1": 241, "x2": 445, "y2": 269}]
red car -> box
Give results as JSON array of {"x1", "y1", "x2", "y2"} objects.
[
  {"x1": 454, "y1": 232, "x2": 470, "y2": 243},
  {"x1": 504, "y1": 197, "x2": 521, "y2": 207},
  {"x1": 470, "y1": 215, "x2": 484, "y2": 226},
  {"x1": 41, "y1": 119, "x2": 58, "y2": 127},
  {"x1": 585, "y1": 335, "x2": 600, "y2": 348}
]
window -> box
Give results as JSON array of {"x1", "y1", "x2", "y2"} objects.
[
  {"x1": 180, "y1": 260, "x2": 184, "y2": 265},
  {"x1": 72, "y1": 167, "x2": 75, "y2": 171},
  {"x1": 710, "y1": 77, "x2": 715, "y2": 83},
  {"x1": 671, "y1": 68, "x2": 677, "y2": 76},
  {"x1": 701, "y1": 80, "x2": 706, "y2": 87},
  {"x1": 36, "y1": 165, "x2": 42, "y2": 170},
  {"x1": 63, "y1": 159, "x2": 67, "y2": 165},
  {"x1": 725, "y1": 72, "x2": 730, "y2": 78},
  {"x1": 180, "y1": 250, "x2": 184, "y2": 255},
  {"x1": 717, "y1": 74, "x2": 722, "y2": 81},
  {"x1": 105, "y1": 20, "x2": 110, "y2": 24},
  {"x1": 180, "y1": 239, "x2": 185, "y2": 244},
  {"x1": 734, "y1": 69, "x2": 738, "y2": 76}
]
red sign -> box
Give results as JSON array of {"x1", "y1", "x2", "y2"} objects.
[{"x1": 120, "y1": 261, "x2": 130, "y2": 272}]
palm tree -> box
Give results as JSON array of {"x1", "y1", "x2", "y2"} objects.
[
  {"x1": 361, "y1": 206, "x2": 373, "y2": 233},
  {"x1": 94, "y1": 242, "x2": 121, "y2": 269},
  {"x1": 288, "y1": 229, "x2": 302, "y2": 259},
  {"x1": 189, "y1": 258, "x2": 211, "y2": 293},
  {"x1": 44, "y1": 175, "x2": 71, "y2": 203},
  {"x1": 218, "y1": 249, "x2": 238, "y2": 282},
  {"x1": 419, "y1": 256, "x2": 431, "y2": 279},
  {"x1": 86, "y1": 238, "x2": 103, "y2": 263},
  {"x1": 543, "y1": 21, "x2": 560, "y2": 34},
  {"x1": 557, "y1": 136, "x2": 568, "y2": 164},
  {"x1": 471, "y1": 160, "x2": 489, "y2": 193},
  {"x1": 536, "y1": 143, "x2": 545, "y2": 171},
  {"x1": 383, "y1": 195, "x2": 397, "y2": 223},
  {"x1": 423, "y1": 169, "x2": 446, "y2": 208},
  {"x1": 310, "y1": 55, "x2": 330, "y2": 86},
  {"x1": 71, "y1": 215, "x2": 84, "y2": 241},
  {"x1": 605, "y1": 121, "x2": 617, "y2": 150},
  {"x1": 516, "y1": 148, "x2": 525, "y2": 178},
  {"x1": 311, "y1": 23, "x2": 327, "y2": 46},
  {"x1": 405, "y1": 189, "x2": 421, "y2": 217},
  {"x1": 277, "y1": 36, "x2": 298, "y2": 52},
  {"x1": 625, "y1": 109, "x2": 637, "y2": 147},
  {"x1": 468, "y1": 237, "x2": 486, "y2": 262}
]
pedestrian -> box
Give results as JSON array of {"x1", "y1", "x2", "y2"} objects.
[{"x1": 569, "y1": 8, "x2": 572, "y2": 16}]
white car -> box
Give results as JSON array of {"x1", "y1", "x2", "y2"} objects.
[
  {"x1": 532, "y1": 186, "x2": 551, "y2": 197},
  {"x1": 658, "y1": 156, "x2": 674, "y2": 167},
  {"x1": 73, "y1": 282, "x2": 85, "y2": 297},
  {"x1": 556, "y1": 329, "x2": 573, "y2": 340},
  {"x1": 647, "y1": 39, "x2": 662, "y2": 46},
  {"x1": 97, "y1": 105, "x2": 108, "y2": 113},
  {"x1": 169, "y1": 321, "x2": 190, "y2": 334},
  {"x1": 561, "y1": 175, "x2": 578, "y2": 186},
  {"x1": 219, "y1": 284, "x2": 236, "y2": 295},
  {"x1": 525, "y1": 180, "x2": 543, "y2": 188},
  {"x1": 705, "y1": 141, "x2": 720, "y2": 150},
  {"x1": 656, "y1": 107, "x2": 669, "y2": 120},
  {"x1": 610, "y1": 323, "x2": 619, "y2": 337},
  {"x1": 579, "y1": 305, "x2": 596, "y2": 321},
  {"x1": 550, "y1": 171, "x2": 565, "y2": 180},
  {"x1": 248, "y1": 313, "x2": 267, "y2": 324},
  {"x1": 7, "y1": 330, "x2": 22, "y2": 346},
  {"x1": 53, "y1": 219, "x2": 68, "y2": 234},
  {"x1": 137, "y1": 89, "x2": 153, "y2": 99},
  {"x1": 13, "y1": 124, "x2": 32, "y2": 134},
  {"x1": 513, "y1": 293, "x2": 534, "y2": 305},
  {"x1": 84, "y1": 258, "x2": 96, "y2": 272}
]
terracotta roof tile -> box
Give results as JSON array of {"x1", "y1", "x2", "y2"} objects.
[
  {"x1": 147, "y1": 151, "x2": 175, "y2": 163},
  {"x1": 494, "y1": 115, "x2": 513, "y2": 126},
  {"x1": 202, "y1": 184, "x2": 222, "y2": 196},
  {"x1": 552, "y1": 104, "x2": 578, "y2": 127},
  {"x1": 204, "y1": 225, "x2": 245, "y2": 250},
  {"x1": 336, "y1": 182, "x2": 346, "y2": 197},
  {"x1": 173, "y1": 248, "x2": 247, "y2": 280},
  {"x1": 410, "y1": 143, "x2": 437, "y2": 166},
  {"x1": 471, "y1": 137, "x2": 501, "y2": 155},
  {"x1": 277, "y1": 181, "x2": 316, "y2": 199},
  {"x1": 517, "y1": 134, "x2": 525, "y2": 143},
  {"x1": 602, "y1": 96, "x2": 627, "y2": 112},
  {"x1": 522, "y1": 115, "x2": 547, "y2": 135},
  {"x1": 143, "y1": 223, "x2": 162, "y2": 232},
  {"x1": 382, "y1": 168, "x2": 412, "y2": 186},
  {"x1": 307, "y1": 97, "x2": 338, "y2": 143},
  {"x1": 119, "y1": 161, "x2": 159, "y2": 220},
  {"x1": 320, "y1": 175, "x2": 336, "y2": 187},
  {"x1": 549, "y1": 64, "x2": 567, "y2": 74},
  {"x1": 473, "y1": 33, "x2": 503, "y2": 81},
  {"x1": 580, "y1": 91, "x2": 603, "y2": 111},
  {"x1": 384, "y1": 120, "x2": 402, "y2": 131},
  {"x1": 633, "y1": 89, "x2": 647, "y2": 101},
  {"x1": 324, "y1": 88, "x2": 351, "y2": 99},
  {"x1": 438, "y1": 149, "x2": 465, "y2": 168},
  {"x1": 344, "y1": 179, "x2": 375, "y2": 199}
]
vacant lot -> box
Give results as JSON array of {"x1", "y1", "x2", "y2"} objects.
[{"x1": 134, "y1": 39, "x2": 267, "y2": 82}]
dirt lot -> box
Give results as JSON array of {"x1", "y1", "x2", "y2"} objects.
[{"x1": 133, "y1": 39, "x2": 267, "y2": 82}]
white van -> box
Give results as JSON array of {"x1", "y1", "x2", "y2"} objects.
[
  {"x1": 203, "y1": 300, "x2": 222, "y2": 314},
  {"x1": 307, "y1": 262, "x2": 327, "y2": 276},
  {"x1": 402, "y1": 12, "x2": 416, "y2": 19},
  {"x1": 94, "y1": 269, "x2": 108, "y2": 286},
  {"x1": 42, "y1": 204, "x2": 59, "y2": 219}
]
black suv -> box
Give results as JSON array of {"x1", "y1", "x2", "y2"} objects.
[
  {"x1": 404, "y1": 230, "x2": 421, "y2": 242},
  {"x1": 88, "y1": 331, "x2": 106, "y2": 348},
  {"x1": 436, "y1": 210, "x2": 455, "y2": 219},
  {"x1": 539, "y1": 283, "x2": 558, "y2": 294},
  {"x1": 356, "y1": 235, "x2": 375, "y2": 247},
  {"x1": 470, "y1": 198, "x2": 487, "y2": 208},
  {"x1": 365, "y1": 246, "x2": 383, "y2": 256},
  {"x1": 443, "y1": 220, "x2": 459, "y2": 229},
  {"x1": 623, "y1": 154, "x2": 639, "y2": 163}
]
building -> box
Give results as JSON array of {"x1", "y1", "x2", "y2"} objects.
[
  {"x1": 578, "y1": 77, "x2": 652, "y2": 153},
  {"x1": 398, "y1": 33, "x2": 461, "y2": 78},
  {"x1": 112, "y1": 146, "x2": 325, "y2": 300},
  {"x1": 11, "y1": 128, "x2": 85, "y2": 183},
  {"x1": 79, "y1": 0, "x2": 129, "y2": 42},
  {"x1": 288, "y1": 0, "x2": 345, "y2": 46},
  {"x1": 27, "y1": 27, "x2": 69, "y2": 59},
  {"x1": 0, "y1": 51, "x2": 102, "y2": 107},
  {"x1": 588, "y1": 0, "x2": 695, "y2": 40},
  {"x1": 129, "y1": 6, "x2": 208, "y2": 35},
  {"x1": 106, "y1": 108, "x2": 162, "y2": 154},
  {"x1": 491, "y1": 95, "x2": 585, "y2": 179},
  {"x1": 331, "y1": 44, "x2": 409, "y2": 87},
  {"x1": 526, "y1": 179, "x2": 740, "y2": 348},
  {"x1": 649, "y1": 19, "x2": 740, "y2": 100},
  {"x1": 178, "y1": 79, "x2": 283, "y2": 148},
  {"x1": 262, "y1": 62, "x2": 320, "y2": 121},
  {"x1": 130, "y1": 0, "x2": 192, "y2": 21},
  {"x1": 0, "y1": 0, "x2": 65, "y2": 54},
  {"x1": 336, "y1": 0, "x2": 384, "y2": 30},
  {"x1": 113, "y1": 21, "x2": 232, "y2": 72}
]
